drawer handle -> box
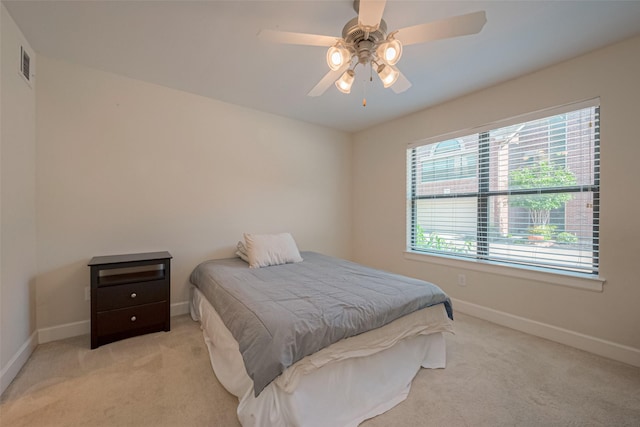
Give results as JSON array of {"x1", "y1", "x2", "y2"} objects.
[
  {"x1": 130, "y1": 292, "x2": 137, "y2": 299},
  {"x1": 131, "y1": 316, "x2": 137, "y2": 322}
]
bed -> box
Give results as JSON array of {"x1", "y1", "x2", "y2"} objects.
[{"x1": 189, "y1": 240, "x2": 453, "y2": 427}]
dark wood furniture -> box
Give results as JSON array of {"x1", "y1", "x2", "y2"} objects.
[{"x1": 89, "y1": 251, "x2": 172, "y2": 349}]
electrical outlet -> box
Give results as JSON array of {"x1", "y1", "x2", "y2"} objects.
[
  {"x1": 457, "y1": 274, "x2": 467, "y2": 286},
  {"x1": 85, "y1": 286, "x2": 90, "y2": 301}
]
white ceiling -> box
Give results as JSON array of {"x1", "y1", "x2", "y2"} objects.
[{"x1": 4, "y1": 0, "x2": 640, "y2": 132}]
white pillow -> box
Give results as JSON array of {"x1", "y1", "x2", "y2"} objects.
[
  {"x1": 236, "y1": 241, "x2": 249, "y2": 263},
  {"x1": 243, "y1": 232, "x2": 303, "y2": 268}
]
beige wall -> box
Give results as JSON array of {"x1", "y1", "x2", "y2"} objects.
[
  {"x1": 0, "y1": 4, "x2": 37, "y2": 389},
  {"x1": 352, "y1": 35, "x2": 640, "y2": 352},
  {"x1": 35, "y1": 56, "x2": 352, "y2": 329}
]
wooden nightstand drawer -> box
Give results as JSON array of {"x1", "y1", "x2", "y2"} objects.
[
  {"x1": 96, "y1": 281, "x2": 167, "y2": 311},
  {"x1": 96, "y1": 301, "x2": 167, "y2": 336}
]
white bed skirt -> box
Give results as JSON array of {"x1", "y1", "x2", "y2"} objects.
[{"x1": 190, "y1": 286, "x2": 451, "y2": 427}]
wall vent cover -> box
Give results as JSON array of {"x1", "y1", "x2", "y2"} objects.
[{"x1": 20, "y1": 46, "x2": 31, "y2": 82}]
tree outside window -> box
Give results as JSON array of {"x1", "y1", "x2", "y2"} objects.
[{"x1": 509, "y1": 158, "x2": 577, "y2": 239}]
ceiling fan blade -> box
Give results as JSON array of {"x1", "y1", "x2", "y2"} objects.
[
  {"x1": 258, "y1": 29, "x2": 339, "y2": 47},
  {"x1": 357, "y1": 0, "x2": 387, "y2": 31},
  {"x1": 395, "y1": 11, "x2": 487, "y2": 46},
  {"x1": 308, "y1": 64, "x2": 350, "y2": 97},
  {"x1": 391, "y1": 71, "x2": 412, "y2": 94}
]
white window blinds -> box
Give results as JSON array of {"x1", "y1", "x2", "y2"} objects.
[{"x1": 407, "y1": 100, "x2": 600, "y2": 275}]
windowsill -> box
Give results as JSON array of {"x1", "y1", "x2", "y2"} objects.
[{"x1": 403, "y1": 250, "x2": 605, "y2": 292}]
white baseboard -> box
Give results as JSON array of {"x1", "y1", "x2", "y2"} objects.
[
  {"x1": 171, "y1": 301, "x2": 190, "y2": 316},
  {"x1": 38, "y1": 319, "x2": 90, "y2": 344},
  {"x1": 38, "y1": 301, "x2": 191, "y2": 344},
  {"x1": 0, "y1": 330, "x2": 38, "y2": 395},
  {"x1": 452, "y1": 298, "x2": 640, "y2": 368}
]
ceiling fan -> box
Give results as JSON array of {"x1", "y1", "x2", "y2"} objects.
[{"x1": 259, "y1": 0, "x2": 487, "y2": 98}]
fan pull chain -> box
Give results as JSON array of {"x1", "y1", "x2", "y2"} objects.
[
  {"x1": 362, "y1": 80, "x2": 367, "y2": 107},
  {"x1": 363, "y1": 65, "x2": 373, "y2": 107}
]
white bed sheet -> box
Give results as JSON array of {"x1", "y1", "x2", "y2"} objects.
[{"x1": 190, "y1": 285, "x2": 453, "y2": 427}]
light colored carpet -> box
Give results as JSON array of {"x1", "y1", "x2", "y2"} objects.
[{"x1": 1, "y1": 313, "x2": 639, "y2": 427}]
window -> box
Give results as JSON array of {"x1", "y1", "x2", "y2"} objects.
[{"x1": 407, "y1": 100, "x2": 600, "y2": 275}]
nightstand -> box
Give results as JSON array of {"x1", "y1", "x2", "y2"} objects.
[{"x1": 89, "y1": 251, "x2": 172, "y2": 349}]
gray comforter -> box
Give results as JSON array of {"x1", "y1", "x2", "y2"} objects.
[{"x1": 189, "y1": 251, "x2": 452, "y2": 396}]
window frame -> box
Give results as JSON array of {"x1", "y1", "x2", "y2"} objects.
[{"x1": 406, "y1": 99, "x2": 604, "y2": 290}]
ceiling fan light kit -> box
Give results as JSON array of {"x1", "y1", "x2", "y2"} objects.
[
  {"x1": 259, "y1": 0, "x2": 487, "y2": 99},
  {"x1": 327, "y1": 44, "x2": 351, "y2": 71},
  {"x1": 324, "y1": 19, "x2": 403, "y2": 85},
  {"x1": 335, "y1": 69, "x2": 356, "y2": 93},
  {"x1": 376, "y1": 63, "x2": 399, "y2": 88},
  {"x1": 376, "y1": 35, "x2": 402, "y2": 65}
]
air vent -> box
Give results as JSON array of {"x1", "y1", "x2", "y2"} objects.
[{"x1": 20, "y1": 46, "x2": 31, "y2": 84}]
